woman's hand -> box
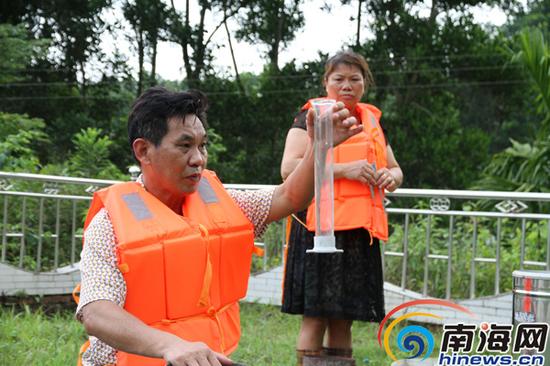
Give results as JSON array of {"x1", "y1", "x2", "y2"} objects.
[
  {"x1": 305, "y1": 101, "x2": 362, "y2": 146},
  {"x1": 339, "y1": 160, "x2": 377, "y2": 185},
  {"x1": 374, "y1": 167, "x2": 398, "y2": 191}
]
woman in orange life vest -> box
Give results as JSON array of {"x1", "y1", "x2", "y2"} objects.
[
  {"x1": 76, "y1": 86, "x2": 362, "y2": 366},
  {"x1": 280, "y1": 51, "x2": 403, "y2": 365}
]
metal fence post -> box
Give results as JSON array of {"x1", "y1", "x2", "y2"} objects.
[
  {"x1": 470, "y1": 217, "x2": 478, "y2": 299},
  {"x1": 423, "y1": 215, "x2": 432, "y2": 296},
  {"x1": 2, "y1": 196, "x2": 8, "y2": 262},
  {"x1": 446, "y1": 216, "x2": 454, "y2": 300}
]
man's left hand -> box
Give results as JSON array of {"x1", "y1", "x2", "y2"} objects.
[{"x1": 305, "y1": 101, "x2": 362, "y2": 146}]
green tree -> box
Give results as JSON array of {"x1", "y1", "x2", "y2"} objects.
[
  {"x1": 0, "y1": 112, "x2": 48, "y2": 172},
  {"x1": 0, "y1": 0, "x2": 111, "y2": 86},
  {"x1": 123, "y1": 0, "x2": 169, "y2": 95},
  {"x1": 0, "y1": 24, "x2": 48, "y2": 83},
  {"x1": 203, "y1": 128, "x2": 226, "y2": 171},
  {"x1": 67, "y1": 127, "x2": 125, "y2": 179},
  {"x1": 0, "y1": 16, "x2": 136, "y2": 172},
  {"x1": 235, "y1": 0, "x2": 304, "y2": 71},
  {"x1": 506, "y1": 0, "x2": 550, "y2": 36},
  {"x1": 512, "y1": 28, "x2": 550, "y2": 134},
  {"x1": 0, "y1": 2, "x2": 137, "y2": 171},
  {"x1": 348, "y1": 0, "x2": 526, "y2": 188},
  {"x1": 474, "y1": 29, "x2": 550, "y2": 194},
  {"x1": 24, "y1": 0, "x2": 112, "y2": 84},
  {"x1": 166, "y1": 0, "x2": 245, "y2": 87},
  {"x1": 203, "y1": 58, "x2": 324, "y2": 184}
]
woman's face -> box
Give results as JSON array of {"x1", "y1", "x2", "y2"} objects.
[{"x1": 324, "y1": 63, "x2": 365, "y2": 108}]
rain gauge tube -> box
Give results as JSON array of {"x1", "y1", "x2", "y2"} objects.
[{"x1": 307, "y1": 99, "x2": 342, "y2": 254}]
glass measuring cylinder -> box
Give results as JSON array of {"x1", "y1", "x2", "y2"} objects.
[{"x1": 307, "y1": 99, "x2": 342, "y2": 254}]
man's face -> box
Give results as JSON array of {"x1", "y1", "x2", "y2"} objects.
[{"x1": 146, "y1": 114, "x2": 208, "y2": 196}]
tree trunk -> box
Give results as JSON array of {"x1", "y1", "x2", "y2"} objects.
[
  {"x1": 430, "y1": 0, "x2": 438, "y2": 23},
  {"x1": 270, "y1": 2, "x2": 284, "y2": 71},
  {"x1": 182, "y1": 0, "x2": 193, "y2": 84},
  {"x1": 190, "y1": 5, "x2": 208, "y2": 87},
  {"x1": 356, "y1": 0, "x2": 363, "y2": 47},
  {"x1": 79, "y1": 60, "x2": 87, "y2": 97},
  {"x1": 151, "y1": 40, "x2": 158, "y2": 86},
  {"x1": 137, "y1": 31, "x2": 144, "y2": 97},
  {"x1": 223, "y1": 12, "x2": 244, "y2": 94}
]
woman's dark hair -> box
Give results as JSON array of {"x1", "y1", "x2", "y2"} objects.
[
  {"x1": 128, "y1": 86, "x2": 208, "y2": 156},
  {"x1": 323, "y1": 50, "x2": 375, "y2": 89}
]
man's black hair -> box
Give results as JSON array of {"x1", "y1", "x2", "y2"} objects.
[{"x1": 128, "y1": 86, "x2": 208, "y2": 158}]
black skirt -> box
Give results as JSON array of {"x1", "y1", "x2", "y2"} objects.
[{"x1": 281, "y1": 211, "x2": 385, "y2": 322}]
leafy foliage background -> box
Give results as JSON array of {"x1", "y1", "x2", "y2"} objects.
[{"x1": 0, "y1": 1, "x2": 548, "y2": 296}]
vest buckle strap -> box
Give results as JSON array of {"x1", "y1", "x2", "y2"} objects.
[{"x1": 206, "y1": 306, "x2": 217, "y2": 317}]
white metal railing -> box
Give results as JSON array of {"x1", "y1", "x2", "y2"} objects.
[
  {"x1": 383, "y1": 189, "x2": 550, "y2": 299},
  {"x1": 0, "y1": 171, "x2": 285, "y2": 274},
  {"x1": 0, "y1": 171, "x2": 549, "y2": 300}
]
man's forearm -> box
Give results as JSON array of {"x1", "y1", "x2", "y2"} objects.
[{"x1": 80, "y1": 300, "x2": 176, "y2": 360}]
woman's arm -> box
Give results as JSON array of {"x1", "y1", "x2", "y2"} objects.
[
  {"x1": 280, "y1": 128, "x2": 308, "y2": 181},
  {"x1": 375, "y1": 144, "x2": 403, "y2": 192}
]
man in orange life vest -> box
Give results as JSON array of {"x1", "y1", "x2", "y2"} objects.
[{"x1": 75, "y1": 86, "x2": 362, "y2": 366}]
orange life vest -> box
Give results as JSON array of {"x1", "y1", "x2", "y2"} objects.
[
  {"x1": 83, "y1": 170, "x2": 255, "y2": 365},
  {"x1": 302, "y1": 98, "x2": 389, "y2": 241}
]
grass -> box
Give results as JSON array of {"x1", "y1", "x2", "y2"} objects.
[
  {"x1": 0, "y1": 305, "x2": 86, "y2": 365},
  {"x1": 235, "y1": 303, "x2": 443, "y2": 365},
  {"x1": 0, "y1": 302, "x2": 442, "y2": 365},
  {"x1": 235, "y1": 303, "x2": 393, "y2": 365}
]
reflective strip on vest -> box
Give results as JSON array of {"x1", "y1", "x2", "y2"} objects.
[
  {"x1": 122, "y1": 192, "x2": 153, "y2": 221},
  {"x1": 198, "y1": 177, "x2": 219, "y2": 204},
  {"x1": 369, "y1": 114, "x2": 377, "y2": 128}
]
